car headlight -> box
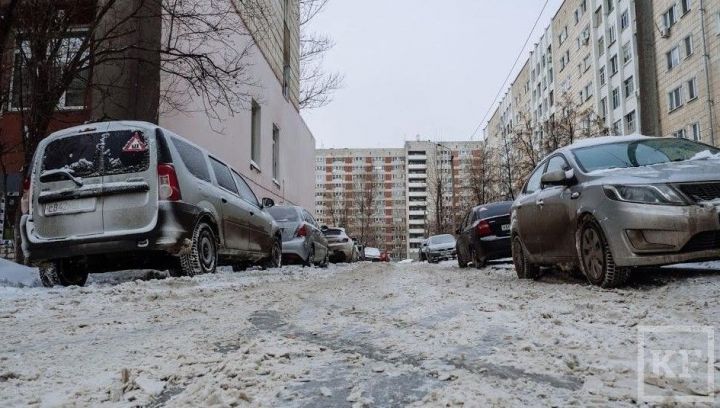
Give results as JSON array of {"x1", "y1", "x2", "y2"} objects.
[{"x1": 603, "y1": 184, "x2": 686, "y2": 205}]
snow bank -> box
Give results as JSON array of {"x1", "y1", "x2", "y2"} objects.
[{"x1": 0, "y1": 258, "x2": 39, "y2": 288}]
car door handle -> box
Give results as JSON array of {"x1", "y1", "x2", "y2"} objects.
[
  {"x1": 249, "y1": 211, "x2": 254, "y2": 216},
  {"x1": 536, "y1": 199, "x2": 544, "y2": 206},
  {"x1": 221, "y1": 197, "x2": 228, "y2": 204}
]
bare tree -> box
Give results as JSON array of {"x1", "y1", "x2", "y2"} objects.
[
  {"x1": 298, "y1": 0, "x2": 342, "y2": 109},
  {"x1": 353, "y1": 170, "x2": 378, "y2": 247},
  {"x1": 468, "y1": 142, "x2": 498, "y2": 205},
  {"x1": 427, "y1": 154, "x2": 454, "y2": 235}
]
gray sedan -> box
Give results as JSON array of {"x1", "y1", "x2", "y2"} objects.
[
  {"x1": 267, "y1": 206, "x2": 329, "y2": 267},
  {"x1": 512, "y1": 135, "x2": 720, "y2": 288}
]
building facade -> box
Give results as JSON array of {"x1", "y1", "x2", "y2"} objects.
[
  {"x1": 315, "y1": 140, "x2": 484, "y2": 259},
  {"x1": 0, "y1": 0, "x2": 315, "y2": 247},
  {"x1": 485, "y1": 0, "x2": 720, "y2": 161}
]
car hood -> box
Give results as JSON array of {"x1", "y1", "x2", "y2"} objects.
[
  {"x1": 586, "y1": 159, "x2": 720, "y2": 184},
  {"x1": 428, "y1": 243, "x2": 455, "y2": 251}
]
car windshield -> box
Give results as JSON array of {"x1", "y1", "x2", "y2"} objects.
[
  {"x1": 267, "y1": 207, "x2": 299, "y2": 222},
  {"x1": 429, "y1": 234, "x2": 454, "y2": 244},
  {"x1": 572, "y1": 138, "x2": 720, "y2": 172}
]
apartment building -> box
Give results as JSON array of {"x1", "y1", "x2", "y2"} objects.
[
  {"x1": 653, "y1": 0, "x2": 720, "y2": 144},
  {"x1": 0, "y1": 0, "x2": 315, "y2": 245},
  {"x1": 484, "y1": 0, "x2": 720, "y2": 162},
  {"x1": 315, "y1": 140, "x2": 484, "y2": 259}
]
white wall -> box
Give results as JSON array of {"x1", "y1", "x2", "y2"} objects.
[{"x1": 158, "y1": 27, "x2": 315, "y2": 211}]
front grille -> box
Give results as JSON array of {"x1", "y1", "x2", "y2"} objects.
[
  {"x1": 678, "y1": 182, "x2": 720, "y2": 203},
  {"x1": 682, "y1": 231, "x2": 720, "y2": 253}
]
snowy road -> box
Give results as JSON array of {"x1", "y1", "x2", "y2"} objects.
[{"x1": 1, "y1": 261, "x2": 719, "y2": 406}]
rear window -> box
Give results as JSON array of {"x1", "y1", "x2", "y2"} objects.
[
  {"x1": 473, "y1": 202, "x2": 512, "y2": 219},
  {"x1": 171, "y1": 137, "x2": 211, "y2": 182},
  {"x1": 429, "y1": 234, "x2": 455, "y2": 244},
  {"x1": 323, "y1": 229, "x2": 343, "y2": 236},
  {"x1": 42, "y1": 131, "x2": 150, "y2": 179},
  {"x1": 268, "y1": 207, "x2": 299, "y2": 222}
]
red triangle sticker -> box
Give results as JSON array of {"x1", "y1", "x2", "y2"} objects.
[{"x1": 122, "y1": 132, "x2": 148, "y2": 153}]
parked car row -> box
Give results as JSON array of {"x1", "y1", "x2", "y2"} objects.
[
  {"x1": 439, "y1": 135, "x2": 720, "y2": 289},
  {"x1": 19, "y1": 121, "x2": 318, "y2": 287}
]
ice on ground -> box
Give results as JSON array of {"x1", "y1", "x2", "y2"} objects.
[{"x1": 0, "y1": 258, "x2": 39, "y2": 288}]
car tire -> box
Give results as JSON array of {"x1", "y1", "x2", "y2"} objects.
[
  {"x1": 263, "y1": 238, "x2": 282, "y2": 269},
  {"x1": 320, "y1": 251, "x2": 329, "y2": 268},
  {"x1": 512, "y1": 235, "x2": 540, "y2": 279},
  {"x1": 304, "y1": 245, "x2": 315, "y2": 267},
  {"x1": 457, "y1": 246, "x2": 468, "y2": 268},
  {"x1": 38, "y1": 260, "x2": 88, "y2": 287},
  {"x1": 176, "y1": 221, "x2": 217, "y2": 277},
  {"x1": 577, "y1": 218, "x2": 630, "y2": 288},
  {"x1": 473, "y1": 247, "x2": 487, "y2": 269}
]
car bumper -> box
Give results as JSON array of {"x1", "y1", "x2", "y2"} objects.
[
  {"x1": 327, "y1": 243, "x2": 353, "y2": 260},
  {"x1": 282, "y1": 237, "x2": 310, "y2": 263},
  {"x1": 475, "y1": 236, "x2": 512, "y2": 259},
  {"x1": 427, "y1": 249, "x2": 457, "y2": 260},
  {"x1": 597, "y1": 201, "x2": 720, "y2": 267},
  {"x1": 22, "y1": 201, "x2": 197, "y2": 262}
]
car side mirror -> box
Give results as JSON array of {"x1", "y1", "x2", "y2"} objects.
[
  {"x1": 261, "y1": 197, "x2": 275, "y2": 208},
  {"x1": 455, "y1": 228, "x2": 461, "y2": 235},
  {"x1": 541, "y1": 169, "x2": 575, "y2": 187}
]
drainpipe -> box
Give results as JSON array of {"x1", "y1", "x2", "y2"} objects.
[{"x1": 700, "y1": 0, "x2": 716, "y2": 145}]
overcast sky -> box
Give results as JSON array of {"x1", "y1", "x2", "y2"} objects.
[{"x1": 302, "y1": 0, "x2": 565, "y2": 149}]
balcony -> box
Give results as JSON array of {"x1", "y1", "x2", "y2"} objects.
[{"x1": 408, "y1": 182, "x2": 427, "y2": 189}]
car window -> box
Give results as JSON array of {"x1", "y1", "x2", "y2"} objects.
[
  {"x1": 303, "y1": 210, "x2": 318, "y2": 227},
  {"x1": 171, "y1": 137, "x2": 211, "y2": 182},
  {"x1": 209, "y1": 157, "x2": 239, "y2": 195},
  {"x1": 267, "y1": 207, "x2": 299, "y2": 222},
  {"x1": 524, "y1": 165, "x2": 545, "y2": 194},
  {"x1": 545, "y1": 155, "x2": 569, "y2": 174},
  {"x1": 231, "y1": 170, "x2": 260, "y2": 207}
]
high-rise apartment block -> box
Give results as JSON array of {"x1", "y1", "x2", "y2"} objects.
[
  {"x1": 485, "y1": 0, "x2": 720, "y2": 149},
  {"x1": 315, "y1": 140, "x2": 483, "y2": 259}
]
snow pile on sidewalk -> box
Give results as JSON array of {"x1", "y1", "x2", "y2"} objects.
[{"x1": 0, "y1": 258, "x2": 39, "y2": 288}]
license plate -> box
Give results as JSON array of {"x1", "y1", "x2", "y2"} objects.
[
  {"x1": 501, "y1": 224, "x2": 511, "y2": 231},
  {"x1": 45, "y1": 197, "x2": 97, "y2": 216}
]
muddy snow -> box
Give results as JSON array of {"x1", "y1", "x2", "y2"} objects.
[{"x1": 0, "y1": 261, "x2": 718, "y2": 406}]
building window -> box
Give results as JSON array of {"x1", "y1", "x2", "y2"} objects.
[
  {"x1": 598, "y1": 36, "x2": 605, "y2": 56},
  {"x1": 691, "y1": 122, "x2": 701, "y2": 141},
  {"x1": 666, "y1": 46, "x2": 680, "y2": 70},
  {"x1": 584, "y1": 82, "x2": 593, "y2": 101},
  {"x1": 608, "y1": 25, "x2": 617, "y2": 44},
  {"x1": 612, "y1": 119, "x2": 622, "y2": 135},
  {"x1": 606, "y1": 0, "x2": 614, "y2": 14},
  {"x1": 663, "y1": 5, "x2": 677, "y2": 29},
  {"x1": 624, "y1": 76, "x2": 634, "y2": 98},
  {"x1": 687, "y1": 77, "x2": 698, "y2": 100},
  {"x1": 622, "y1": 41, "x2": 632, "y2": 64},
  {"x1": 11, "y1": 34, "x2": 89, "y2": 109},
  {"x1": 621, "y1": 10, "x2": 629, "y2": 30},
  {"x1": 684, "y1": 35, "x2": 694, "y2": 57},
  {"x1": 681, "y1": 0, "x2": 691, "y2": 16},
  {"x1": 251, "y1": 100, "x2": 261, "y2": 165},
  {"x1": 668, "y1": 86, "x2": 683, "y2": 111},
  {"x1": 272, "y1": 125, "x2": 280, "y2": 181},
  {"x1": 610, "y1": 54, "x2": 619, "y2": 75},
  {"x1": 625, "y1": 110, "x2": 636, "y2": 133},
  {"x1": 600, "y1": 97, "x2": 608, "y2": 118},
  {"x1": 672, "y1": 128, "x2": 687, "y2": 139},
  {"x1": 599, "y1": 66, "x2": 606, "y2": 86},
  {"x1": 612, "y1": 87, "x2": 620, "y2": 109}
]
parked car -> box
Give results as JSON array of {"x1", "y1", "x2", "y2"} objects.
[
  {"x1": 353, "y1": 240, "x2": 364, "y2": 261},
  {"x1": 379, "y1": 250, "x2": 391, "y2": 262},
  {"x1": 455, "y1": 201, "x2": 513, "y2": 268},
  {"x1": 418, "y1": 239, "x2": 429, "y2": 261},
  {"x1": 364, "y1": 247, "x2": 381, "y2": 261},
  {"x1": 21, "y1": 121, "x2": 282, "y2": 287},
  {"x1": 512, "y1": 135, "x2": 720, "y2": 288},
  {"x1": 425, "y1": 234, "x2": 457, "y2": 263},
  {"x1": 322, "y1": 227, "x2": 354, "y2": 262},
  {"x1": 267, "y1": 205, "x2": 329, "y2": 267}
]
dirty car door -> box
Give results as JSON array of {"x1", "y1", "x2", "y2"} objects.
[
  {"x1": 209, "y1": 158, "x2": 250, "y2": 252},
  {"x1": 33, "y1": 131, "x2": 105, "y2": 239},
  {"x1": 514, "y1": 163, "x2": 546, "y2": 259},
  {"x1": 232, "y1": 171, "x2": 272, "y2": 254},
  {"x1": 536, "y1": 155, "x2": 577, "y2": 261}
]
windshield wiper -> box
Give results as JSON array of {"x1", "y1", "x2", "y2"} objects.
[{"x1": 39, "y1": 169, "x2": 84, "y2": 187}]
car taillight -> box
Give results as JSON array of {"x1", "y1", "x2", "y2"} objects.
[
  {"x1": 296, "y1": 224, "x2": 308, "y2": 237},
  {"x1": 476, "y1": 220, "x2": 492, "y2": 237},
  {"x1": 158, "y1": 163, "x2": 182, "y2": 201},
  {"x1": 22, "y1": 174, "x2": 30, "y2": 192}
]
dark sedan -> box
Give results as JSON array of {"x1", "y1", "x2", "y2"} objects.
[{"x1": 455, "y1": 201, "x2": 513, "y2": 268}]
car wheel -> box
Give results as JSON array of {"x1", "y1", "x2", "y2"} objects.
[
  {"x1": 320, "y1": 251, "x2": 330, "y2": 268},
  {"x1": 304, "y1": 245, "x2": 315, "y2": 267},
  {"x1": 38, "y1": 260, "x2": 88, "y2": 287},
  {"x1": 578, "y1": 218, "x2": 630, "y2": 288},
  {"x1": 473, "y1": 247, "x2": 487, "y2": 269},
  {"x1": 512, "y1": 235, "x2": 539, "y2": 279},
  {"x1": 263, "y1": 238, "x2": 282, "y2": 269},
  {"x1": 177, "y1": 221, "x2": 217, "y2": 276},
  {"x1": 457, "y1": 246, "x2": 468, "y2": 268}
]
